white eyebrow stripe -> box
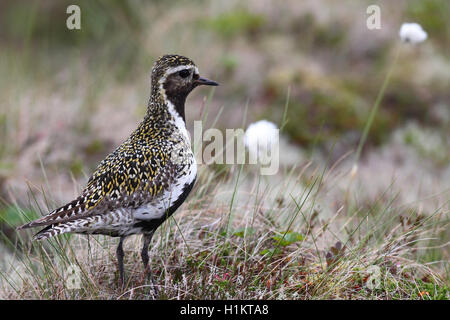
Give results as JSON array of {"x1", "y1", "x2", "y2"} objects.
[
  {"x1": 166, "y1": 65, "x2": 193, "y2": 74},
  {"x1": 165, "y1": 65, "x2": 197, "y2": 76},
  {"x1": 158, "y1": 65, "x2": 199, "y2": 86}
]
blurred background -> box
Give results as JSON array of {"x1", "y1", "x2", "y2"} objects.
[{"x1": 0, "y1": 0, "x2": 448, "y2": 276}]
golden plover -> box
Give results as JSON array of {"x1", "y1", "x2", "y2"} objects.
[{"x1": 18, "y1": 54, "x2": 218, "y2": 287}]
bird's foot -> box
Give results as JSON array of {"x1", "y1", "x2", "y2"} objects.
[
  {"x1": 143, "y1": 267, "x2": 159, "y2": 296},
  {"x1": 118, "y1": 274, "x2": 126, "y2": 291}
]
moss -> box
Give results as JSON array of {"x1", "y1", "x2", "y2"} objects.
[
  {"x1": 260, "y1": 54, "x2": 440, "y2": 151},
  {"x1": 84, "y1": 139, "x2": 105, "y2": 156},
  {"x1": 201, "y1": 8, "x2": 265, "y2": 39},
  {"x1": 220, "y1": 55, "x2": 239, "y2": 75},
  {"x1": 69, "y1": 157, "x2": 84, "y2": 178},
  {"x1": 387, "y1": 279, "x2": 449, "y2": 300},
  {"x1": 313, "y1": 22, "x2": 347, "y2": 49},
  {"x1": 289, "y1": 13, "x2": 347, "y2": 51},
  {"x1": 383, "y1": 83, "x2": 430, "y2": 124},
  {"x1": 400, "y1": 123, "x2": 449, "y2": 165},
  {"x1": 266, "y1": 87, "x2": 392, "y2": 149}
]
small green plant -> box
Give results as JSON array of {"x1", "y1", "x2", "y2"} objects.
[{"x1": 201, "y1": 8, "x2": 265, "y2": 39}]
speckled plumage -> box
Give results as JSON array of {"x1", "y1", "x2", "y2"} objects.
[
  {"x1": 18, "y1": 54, "x2": 218, "y2": 287},
  {"x1": 18, "y1": 55, "x2": 218, "y2": 286}
]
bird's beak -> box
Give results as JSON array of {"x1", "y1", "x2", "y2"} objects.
[{"x1": 195, "y1": 76, "x2": 219, "y2": 86}]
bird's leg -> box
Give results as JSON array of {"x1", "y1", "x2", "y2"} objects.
[
  {"x1": 116, "y1": 236, "x2": 125, "y2": 288},
  {"x1": 141, "y1": 232, "x2": 158, "y2": 294}
]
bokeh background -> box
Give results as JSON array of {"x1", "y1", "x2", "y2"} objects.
[{"x1": 0, "y1": 0, "x2": 449, "y2": 294}]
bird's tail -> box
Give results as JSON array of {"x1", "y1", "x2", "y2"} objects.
[
  {"x1": 32, "y1": 222, "x2": 78, "y2": 240},
  {"x1": 17, "y1": 219, "x2": 71, "y2": 240},
  {"x1": 16, "y1": 196, "x2": 87, "y2": 231}
]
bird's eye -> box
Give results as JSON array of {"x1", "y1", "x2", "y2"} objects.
[{"x1": 178, "y1": 69, "x2": 190, "y2": 78}]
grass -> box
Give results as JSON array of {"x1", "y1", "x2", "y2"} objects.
[
  {"x1": 0, "y1": 64, "x2": 447, "y2": 300},
  {"x1": 0, "y1": 137, "x2": 448, "y2": 299},
  {"x1": 0, "y1": 0, "x2": 448, "y2": 300},
  {"x1": 354, "y1": 44, "x2": 401, "y2": 165}
]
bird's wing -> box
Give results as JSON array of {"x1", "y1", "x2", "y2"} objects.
[{"x1": 18, "y1": 137, "x2": 173, "y2": 230}]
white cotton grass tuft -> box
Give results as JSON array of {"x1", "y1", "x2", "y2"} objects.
[
  {"x1": 399, "y1": 22, "x2": 427, "y2": 44},
  {"x1": 244, "y1": 120, "x2": 279, "y2": 163}
]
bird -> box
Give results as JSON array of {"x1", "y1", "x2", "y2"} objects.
[{"x1": 17, "y1": 54, "x2": 218, "y2": 289}]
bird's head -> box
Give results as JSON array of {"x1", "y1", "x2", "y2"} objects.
[{"x1": 151, "y1": 54, "x2": 218, "y2": 108}]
